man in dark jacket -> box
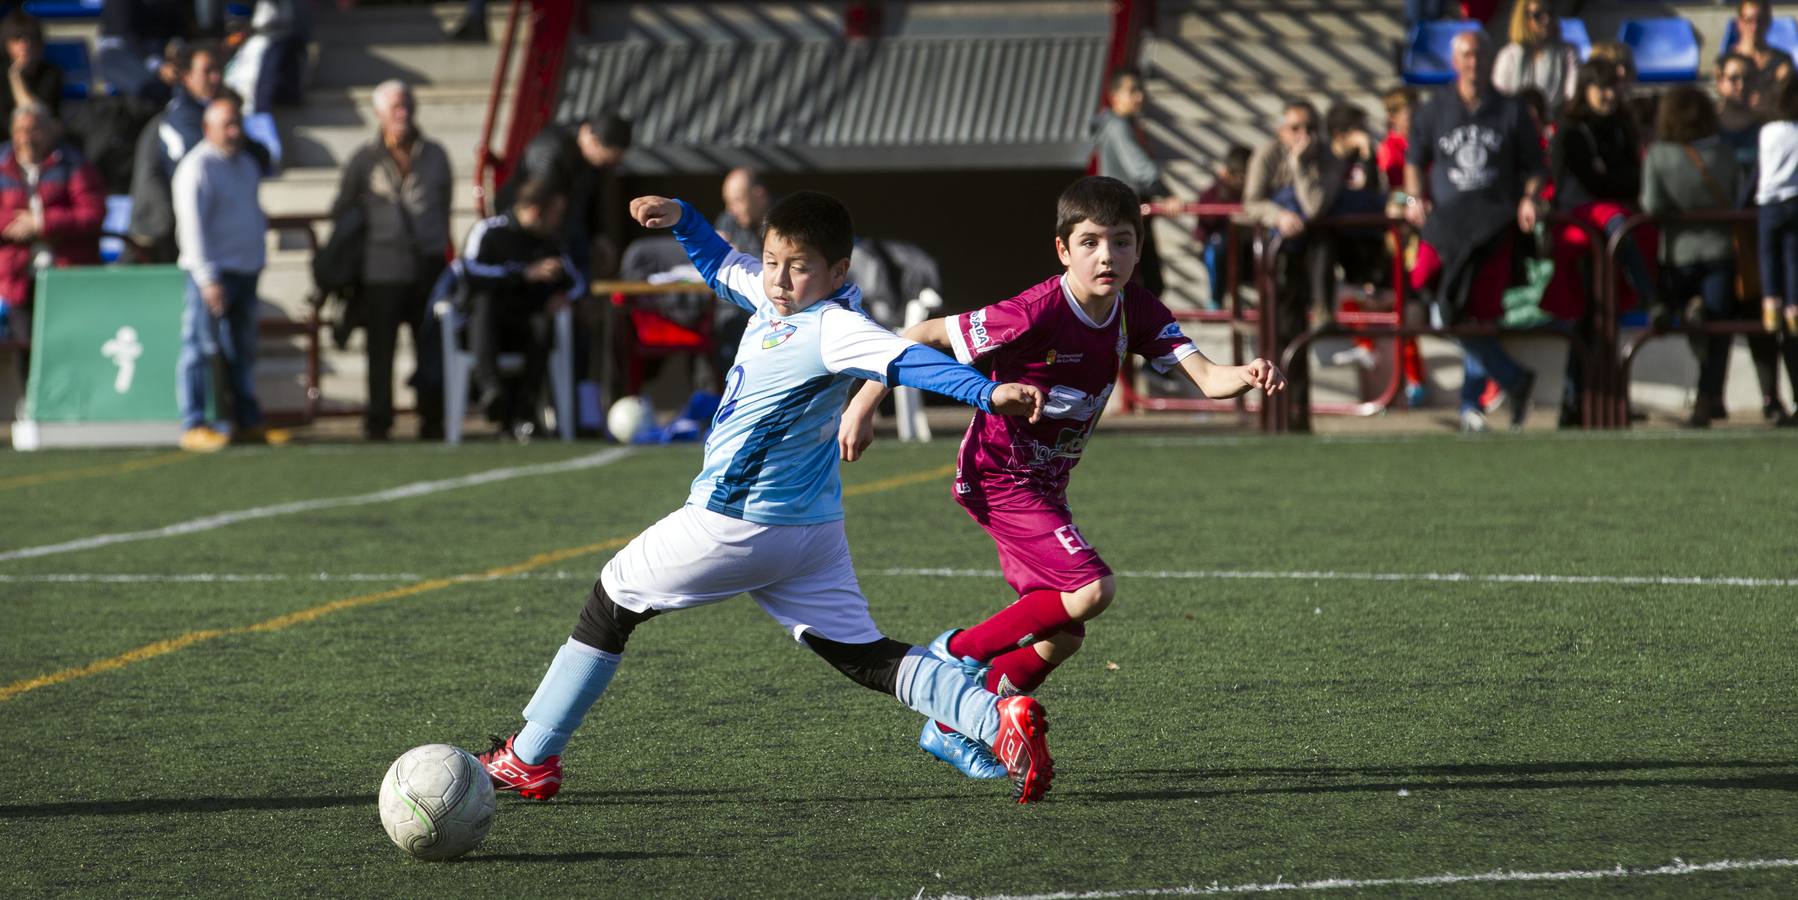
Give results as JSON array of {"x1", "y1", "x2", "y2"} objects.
[
  {"x1": 328, "y1": 79, "x2": 453, "y2": 441},
  {"x1": 1404, "y1": 29, "x2": 1545, "y2": 431},
  {"x1": 128, "y1": 42, "x2": 268, "y2": 262},
  {"x1": 462, "y1": 178, "x2": 584, "y2": 441}
]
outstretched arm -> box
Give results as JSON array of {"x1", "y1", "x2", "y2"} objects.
[
  {"x1": 629, "y1": 195, "x2": 760, "y2": 312},
  {"x1": 840, "y1": 316, "x2": 955, "y2": 461},
  {"x1": 1175, "y1": 350, "x2": 1286, "y2": 399}
]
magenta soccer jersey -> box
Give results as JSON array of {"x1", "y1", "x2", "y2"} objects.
[{"x1": 946, "y1": 274, "x2": 1197, "y2": 505}]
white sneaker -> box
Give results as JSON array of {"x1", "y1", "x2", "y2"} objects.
[{"x1": 1458, "y1": 408, "x2": 1488, "y2": 433}]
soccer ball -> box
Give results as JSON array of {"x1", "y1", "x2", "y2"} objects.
[
  {"x1": 607, "y1": 395, "x2": 651, "y2": 443},
  {"x1": 377, "y1": 744, "x2": 496, "y2": 861}
]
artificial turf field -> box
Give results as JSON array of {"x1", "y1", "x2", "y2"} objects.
[{"x1": 1, "y1": 430, "x2": 1795, "y2": 897}]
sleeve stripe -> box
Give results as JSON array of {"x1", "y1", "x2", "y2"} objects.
[{"x1": 945, "y1": 313, "x2": 974, "y2": 364}]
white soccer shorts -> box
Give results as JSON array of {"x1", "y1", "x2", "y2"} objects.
[{"x1": 599, "y1": 504, "x2": 884, "y2": 644}]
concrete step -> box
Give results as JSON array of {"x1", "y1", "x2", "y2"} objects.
[
  {"x1": 277, "y1": 87, "x2": 493, "y2": 171},
  {"x1": 309, "y1": 4, "x2": 522, "y2": 89},
  {"x1": 260, "y1": 165, "x2": 482, "y2": 218},
  {"x1": 1145, "y1": 31, "x2": 1394, "y2": 89},
  {"x1": 1156, "y1": 5, "x2": 1402, "y2": 42}
]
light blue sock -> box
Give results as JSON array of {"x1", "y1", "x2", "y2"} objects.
[
  {"x1": 894, "y1": 648, "x2": 1001, "y2": 744},
  {"x1": 515, "y1": 638, "x2": 621, "y2": 764}
]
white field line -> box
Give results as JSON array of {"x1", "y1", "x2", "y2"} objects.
[
  {"x1": 933, "y1": 856, "x2": 1798, "y2": 899},
  {"x1": 0, "y1": 449, "x2": 632, "y2": 564},
  {"x1": 877, "y1": 568, "x2": 1798, "y2": 589}
]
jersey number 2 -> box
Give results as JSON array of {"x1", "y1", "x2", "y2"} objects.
[{"x1": 716, "y1": 365, "x2": 747, "y2": 423}]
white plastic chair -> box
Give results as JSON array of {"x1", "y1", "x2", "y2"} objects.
[
  {"x1": 436, "y1": 299, "x2": 575, "y2": 445},
  {"x1": 894, "y1": 286, "x2": 944, "y2": 442}
]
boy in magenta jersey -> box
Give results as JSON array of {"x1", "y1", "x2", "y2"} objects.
[{"x1": 840, "y1": 176, "x2": 1285, "y2": 777}]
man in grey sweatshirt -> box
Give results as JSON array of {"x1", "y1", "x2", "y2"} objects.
[{"x1": 171, "y1": 91, "x2": 281, "y2": 451}]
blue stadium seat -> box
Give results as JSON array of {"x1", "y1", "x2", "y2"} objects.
[
  {"x1": 99, "y1": 194, "x2": 130, "y2": 264},
  {"x1": 1618, "y1": 18, "x2": 1700, "y2": 83},
  {"x1": 42, "y1": 38, "x2": 90, "y2": 100},
  {"x1": 1561, "y1": 18, "x2": 1592, "y2": 61},
  {"x1": 1720, "y1": 16, "x2": 1798, "y2": 60},
  {"x1": 1403, "y1": 20, "x2": 1482, "y2": 86},
  {"x1": 22, "y1": 0, "x2": 101, "y2": 18}
]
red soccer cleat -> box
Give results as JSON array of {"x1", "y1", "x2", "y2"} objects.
[
  {"x1": 993, "y1": 696, "x2": 1053, "y2": 803},
  {"x1": 479, "y1": 734, "x2": 562, "y2": 800}
]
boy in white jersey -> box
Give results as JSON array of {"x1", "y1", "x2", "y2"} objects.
[
  {"x1": 841, "y1": 176, "x2": 1285, "y2": 777},
  {"x1": 477, "y1": 191, "x2": 1058, "y2": 804}
]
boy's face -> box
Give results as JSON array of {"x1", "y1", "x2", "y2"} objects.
[
  {"x1": 762, "y1": 230, "x2": 848, "y2": 317},
  {"x1": 1056, "y1": 219, "x2": 1137, "y2": 302}
]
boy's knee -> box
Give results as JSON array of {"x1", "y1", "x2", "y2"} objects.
[
  {"x1": 1064, "y1": 577, "x2": 1116, "y2": 620},
  {"x1": 570, "y1": 581, "x2": 658, "y2": 654},
  {"x1": 802, "y1": 633, "x2": 909, "y2": 694}
]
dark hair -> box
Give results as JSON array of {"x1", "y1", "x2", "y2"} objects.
[
  {"x1": 176, "y1": 40, "x2": 221, "y2": 74},
  {"x1": 1516, "y1": 86, "x2": 1549, "y2": 124},
  {"x1": 1563, "y1": 58, "x2": 1623, "y2": 124},
  {"x1": 1381, "y1": 85, "x2": 1418, "y2": 116},
  {"x1": 1221, "y1": 144, "x2": 1252, "y2": 173},
  {"x1": 512, "y1": 178, "x2": 561, "y2": 212},
  {"x1": 584, "y1": 113, "x2": 632, "y2": 150},
  {"x1": 210, "y1": 88, "x2": 244, "y2": 110},
  {"x1": 1107, "y1": 67, "x2": 1142, "y2": 93},
  {"x1": 1055, "y1": 175, "x2": 1142, "y2": 244},
  {"x1": 1325, "y1": 102, "x2": 1369, "y2": 138},
  {"x1": 0, "y1": 10, "x2": 43, "y2": 46},
  {"x1": 1720, "y1": 51, "x2": 1758, "y2": 75},
  {"x1": 762, "y1": 190, "x2": 854, "y2": 263},
  {"x1": 1774, "y1": 74, "x2": 1798, "y2": 121},
  {"x1": 1283, "y1": 99, "x2": 1320, "y2": 131},
  {"x1": 1655, "y1": 86, "x2": 1720, "y2": 142}
]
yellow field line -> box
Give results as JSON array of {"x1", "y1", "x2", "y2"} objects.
[
  {"x1": 842, "y1": 463, "x2": 953, "y2": 497},
  {"x1": 0, "y1": 463, "x2": 955, "y2": 704},
  {"x1": 0, "y1": 451, "x2": 192, "y2": 490}
]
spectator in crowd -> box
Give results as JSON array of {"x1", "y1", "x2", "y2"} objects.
[
  {"x1": 1492, "y1": 0, "x2": 1580, "y2": 118},
  {"x1": 328, "y1": 79, "x2": 452, "y2": 441},
  {"x1": 461, "y1": 178, "x2": 584, "y2": 443},
  {"x1": 1243, "y1": 98, "x2": 1347, "y2": 431},
  {"x1": 1642, "y1": 87, "x2": 1742, "y2": 427},
  {"x1": 1717, "y1": 52, "x2": 1763, "y2": 166},
  {"x1": 97, "y1": 0, "x2": 193, "y2": 100},
  {"x1": 1588, "y1": 41, "x2": 1637, "y2": 93},
  {"x1": 0, "y1": 103, "x2": 102, "y2": 384},
  {"x1": 1404, "y1": 29, "x2": 1543, "y2": 432},
  {"x1": 505, "y1": 112, "x2": 631, "y2": 280},
  {"x1": 1714, "y1": 52, "x2": 1798, "y2": 420},
  {"x1": 1759, "y1": 77, "x2": 1798, "y2": 338},
  {"x1": 172, "y1": 93, "x2": 282, "y2": 451},
  {"x1": 1728, "y1": 0, "x2": 1795, "y2": 108},
  {"x1": 1091, "y1": 66, "x2": 1167, "y2": 296},
  {"x1": 1196, "y1": 144, "x2": 1249, "y2": 308},
  {"x1": 1, "y1": 12, "x2": 62, "y2": 128},
  {"x1": 1377, "y1": 86, "x2": 1416, "y2": 192},
  {"x1": 714, "y1": 166, "x2": 769, "y2": 256},
  {"x1": 711, "y1": 166, "x2": 771, "y2": 366},
  {"x1": 446, "y1": 0, "x2": 488, "y2": 42},
  {"x1": 1546, "y1": 60, "x2": 1659, "y2": 425},
  {"x1": 223, "y1": 0, "x2": 311, "y2": 116},
  {"x1": 130, "y1": 42, "x2": 262, "y2": 262},
  {"x1": 504, "y1": 113, "x2": 630, "y2": 432}
]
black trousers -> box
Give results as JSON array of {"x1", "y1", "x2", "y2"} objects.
[
  {"x1": 469, "y1": 289, "x2": 552, "y2": 427},
  {"x1": 362, "y1": 264, "x2": 445, "y2": 438}
]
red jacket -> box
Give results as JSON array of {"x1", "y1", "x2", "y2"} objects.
[{"x1": 0, "y1": 141, "x2": 102, "y2": 310}]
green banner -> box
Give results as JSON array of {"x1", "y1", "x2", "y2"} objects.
[{"x1": 25, "y1": 266, "x2": 189, "y2": 424}]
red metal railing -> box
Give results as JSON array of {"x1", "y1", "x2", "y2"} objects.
[{"x1": 474, "y1": 0, "x2": 579, "y2": 217}]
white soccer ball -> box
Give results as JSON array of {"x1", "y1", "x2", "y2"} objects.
[
  {"x1": 607, "y1": 395, "x2": 650, "y2": 443},
  {"x1": 377, "y1": 743, "x2": 496, "y2": 861}
]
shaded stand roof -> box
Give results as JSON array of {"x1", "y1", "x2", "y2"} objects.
[{"x1": 555, "y1": 2, "x2": 1110, "y2": 174}]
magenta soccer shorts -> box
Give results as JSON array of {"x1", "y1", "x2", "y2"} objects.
[{"x1": 956, "y1": 490, "x2": 1112, "y2": 595}]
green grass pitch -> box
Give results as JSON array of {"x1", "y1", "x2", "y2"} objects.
[{"x1": 1, "y1": 432, "x2": 1795, "y2": 897}]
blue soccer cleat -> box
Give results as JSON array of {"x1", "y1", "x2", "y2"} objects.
[
  {"x1": 918, "y1": 720, "x2": 1009, "y2": 779},
  {"x1": 926, "y1": 629, "x2": 990, "y2": 685}
]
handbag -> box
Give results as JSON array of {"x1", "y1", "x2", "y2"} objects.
[{"x1": 1683, "y1": 143, "x2": 1758, "y2": 302}]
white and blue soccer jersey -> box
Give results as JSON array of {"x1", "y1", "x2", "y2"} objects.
[{"x1": 665, "y1": 200, "x2": 994, "y2": 526}]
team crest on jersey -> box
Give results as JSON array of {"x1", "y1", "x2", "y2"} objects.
[
  {"x1": 762, "y1": 320, "x2": 797, "y2": 349},
  {"x1": 1157, "y1": 322, "x2": 1185, "y2": 340}
]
